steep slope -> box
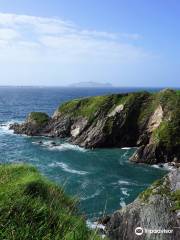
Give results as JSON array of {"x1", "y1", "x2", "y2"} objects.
[
  {"x1": 105, "y1": 168, "x2": 180, "y2": 240},
  {"x1": 10, "y1": 89, "x2": 180, "y2": 164},
  {"x1": 0, "y1": 164, "x2": 101, "y2": 240}
]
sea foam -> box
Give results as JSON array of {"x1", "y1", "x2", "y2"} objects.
[
  {"x1": 48, "y1": 161, "x2": 88, "y2": 175},
  {"x1": 35, "y1": 141, "x2": 87, "y2": 152},
  {"x1": 0, "y1": 121, "x2": 17, "y2": 135}
]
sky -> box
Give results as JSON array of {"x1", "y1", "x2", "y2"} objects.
[{"x1": 0, "y1": 0, "x2": 179, "y2": 87}]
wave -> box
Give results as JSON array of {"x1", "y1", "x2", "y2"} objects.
[
  {"x1": 34, "y1": 141, "x2": 87, "y2": 152},
  {"x1": 51, "y1": 143, "x2": 87, "y2": 152},
  {"x1": 121, "y1": 147, "x2": 131, "y2": 150},
  {"x1": 120, "y1": 197, "x2": 126, "y2": 208},
  {"x1": 116, "y1": 179, "x2": 148, "y2": 187},
  {"x1": 152, "y1": 163, "x2": 175, "y2": 171},
  {"x1": 81, "y1": 189, "x2": 102, "y2": 201},
  {"x1": 118, "y1": 180, "x2": 132, "y2": 185},
  {"x1": 86, "y1": 220, "x2": 105, "y2": 237},
  {"x1": 0, "y1": 120, "x2": 18, "y2": 135},
  {"x1": 48, "y1": 161, "x2": 88, "y2": 175},
  {"x1": 121, "y1": 188, "x2": 130, "y2": 197}
]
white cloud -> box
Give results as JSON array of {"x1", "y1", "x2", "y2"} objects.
[
  {"x1": 0, "y1": 28, "x2": 20, "y2": 40},
  {"x1": 0, "y1": 12, "x2": 154, "y2": 85}
]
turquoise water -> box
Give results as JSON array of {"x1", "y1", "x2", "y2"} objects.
[{"x1": 0, "y1": 87, "x2": 167, "y2": 220}]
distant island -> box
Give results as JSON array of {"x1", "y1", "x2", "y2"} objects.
[{"x1": 69, "y1": 81, "x2": 113, "y2": 88}]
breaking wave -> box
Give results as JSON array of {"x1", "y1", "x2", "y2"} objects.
[
  {"x1": 0, "y1": 120, "x2": 17, "y2": 135},
  {"x1": 81, "y1": 189, "x2": 102, "y2": 201},
  {"x1": 48, "y1": 161, "x2": 88, "y2": 175},
  {"x1": 34, "y1": 141, "x2": 87, "y2": 152}
]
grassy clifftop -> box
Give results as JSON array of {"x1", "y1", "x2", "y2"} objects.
[
  {"x1": 27, "y1": 112, "x2": 50, "y2": 126},
  {"x1": 58, "y1": 92, "x2": 149, "y2": 121},
  {"x1": 58, "y1": 89, "x2": 180, "y2": 150},
  {"x1": 0, "y1": 164, "x2": 101, "y2": 240}
]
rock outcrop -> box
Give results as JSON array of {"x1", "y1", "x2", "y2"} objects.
[
  {"x1": 105, "y1": 168, "x2": 180, "y2": 240},
  {"x1": 11, "y1": 112, "x2": 50, "y2": 136},
  {"x1": 10, "y1": 89, "x2": 180, "y2": 164}
]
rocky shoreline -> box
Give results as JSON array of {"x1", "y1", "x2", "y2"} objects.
[
  {"x1": 102, "y1": 168, "x2": 180, "y2": 240},
  {"x1": 10, "y1": 89, "x2": 180, "y2": 165},
  {"x1": 9, "y1": 88, "x2": 180, "y2": 239}
]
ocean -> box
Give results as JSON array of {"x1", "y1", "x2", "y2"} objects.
[{"x1": 0, "y1": 86, "x2": 167, "y2": 220}]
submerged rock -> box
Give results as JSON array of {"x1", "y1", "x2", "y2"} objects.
[{"x1": 105, "y1": 169, "x2": 180, "y2": 240}]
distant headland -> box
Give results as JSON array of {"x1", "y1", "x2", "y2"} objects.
[{"x1": 68, "y1": 81, "x2": 113, "y2": 88}]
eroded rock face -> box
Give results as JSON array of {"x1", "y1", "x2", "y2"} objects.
[
  {"x1": 147, "y1": 105, "x2": 163, "y2": 133},
  {"x1": 105, "y1": 169, "x2": 180, "y2": 240},
  {"x1": 108, "y1": 104, "x2": 124, "y2": 117},
  {"x1": 70, "y1": 118, "x2": 88, "y2": 138},
  {"x1": 10, "y1": 89, "x2": 180, "y2": 164}
]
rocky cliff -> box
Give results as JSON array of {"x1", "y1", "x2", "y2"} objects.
[
  {"x1": 10, "y1": 89, "x2": 180, "y2": 164},
  {"x1": 104, "y1": 168, "x2": 180, "y2": 240}
]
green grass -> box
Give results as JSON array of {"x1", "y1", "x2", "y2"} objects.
[
  {"x1": 171, "y1": 190, "x2": 180, "y2": 210},
  {"x1": 139, "y1": 175, "x2": 180, "y2": 210},
  {"x1": 152, "y1": 90, "x2": 180, "y2": 148},
  {"x1": 0, "y1": 164, "x2": 102, "y2": 240},
  {"x1": 139, "y1": 177, "x2": 171, "y2": 203},
  {"x1": 28, "y1": 112, "x2": 49, "y2": 126},
  {"x1": 58, "y1": 89, "x2": 180, "y2": 150},
  {"x1": 58, "y1": 92, "x2": 150, "y2": 123},
  {"x1": 58, "y1": 95, "x2": 122, "y2": 122}
]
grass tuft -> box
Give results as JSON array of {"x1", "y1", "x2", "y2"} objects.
[{"x1": 0, "y1": 164, "x2": 102, "y2": 240}]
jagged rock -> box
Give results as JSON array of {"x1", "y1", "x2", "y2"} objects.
[
  {"x1": 10, "y1": 112, "x2": 50, "y2": 136},
  {"x1": 147, "y1": 105, "x2": 163, "y2": 133},
  {"x1": 108, "y1": 104, "x2": 124, "y2": 117},
  {"x1": 105, "y1": 169, "x2": 180, "y2": 240},
  {"x1": 10, "y1": 89, "x2": 180, "y2": 164}
]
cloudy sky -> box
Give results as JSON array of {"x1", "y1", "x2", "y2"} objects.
[{"x1": 0, "y1": 0, "x2": 179, "y2": 87}]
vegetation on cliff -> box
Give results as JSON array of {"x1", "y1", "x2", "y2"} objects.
[
  {"x1": 139, "y1": 172, "x2": 180, "y2": 210},
  {"x1": 58, "y1": 94, "x2": 131, "y2": 121},
  {"x1": 28, "y1": 112, "x2": 50, "y2": 126},
  {"x1": 0, "y1": 164, "x2": 101, "y2": 240},
  {"x1": 11, "y1": 88, "x2": 180, "y2": 163},
  {"x1": 105, "y1": 169, "x2": 180, "y2": 240},
  {"x1": 64, "y1": 89, "x2": 179, "y2": 142},
  {"x1": 58, "y1": 92, "x2": 149, "y2": 122},
  {"x1": 139, "y1": 177, "x2": 171, "y2": 203},
  {"x1": 152, "y1": 90, "x2": 180, "y2": 148}
]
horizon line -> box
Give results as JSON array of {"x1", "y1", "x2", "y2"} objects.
[{"x1": 0, "y1": 85, "x2": 179, "y2": 89}]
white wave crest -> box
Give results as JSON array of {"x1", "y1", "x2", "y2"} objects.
[
  {"x1": 120, "y1": 197, "x2": 126, "y2": 208},
  {"x1": 118, "y1": 179, "x2": 147, "y2": 187},
  {"x1": 152, "y1": 163, "x2": 175, "y2": 171},
  {"x1": 0, "y1": 120, "x2": 19, "y2": 135},
  {"x1": 118, "y1": 180, "x2": 131, "y2": 185},
  {"x1": 86, "y1": 220, "x2": 105, "y2": 230},
  {"x1": 37, "y1": 141, "x2": 87, "y2": 152},
  {"x1": 52, "y1": 143, "x2": 87, "y2": 152},
  {"x1": 121, "y1": 188, "x2": 130, "y2": 196},
  {"x1": 48, "y1": 161, "x2": 88, "y2": 175},
  {"x1": 81, "y1": 189, "x2": 102, "y2": 201}
]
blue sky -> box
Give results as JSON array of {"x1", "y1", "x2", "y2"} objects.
[{"x1": 0, "y1": 0, "x2": 179, "y2": 87}]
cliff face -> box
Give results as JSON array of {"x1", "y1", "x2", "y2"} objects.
[
  {"x1": 10, "y1": 89, "x2": 180, "y2": 164},
  {"x1": 105, "y1": 169, "x2": 180, "y2": 240}
]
